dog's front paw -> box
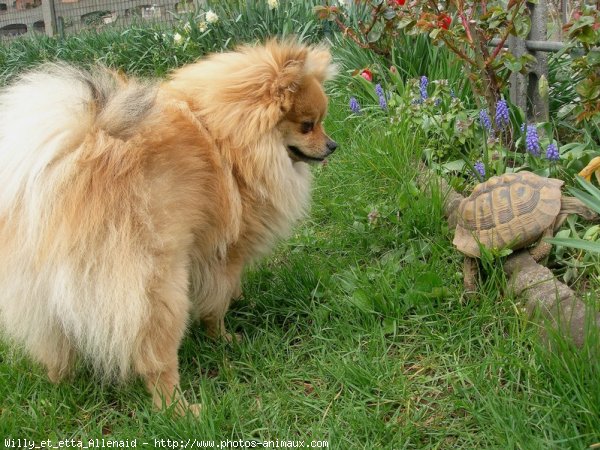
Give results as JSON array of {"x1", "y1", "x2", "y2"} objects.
[
  {"x1": 157, "y1": 397, "x2": 202, "y2": 418},
  {"x1": 204, "y1": 317, "x2": 242, "y2": 343},
  {"x1": 171, "y1": 400, "x2": 202, "y2": 418},
  {"x1": 221, "y1": 332, "x2": 243, "y2": 344}
]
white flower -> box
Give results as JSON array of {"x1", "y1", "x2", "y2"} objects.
[
  {"x1": 205, "y1": 10, "x2": 218, "y2": 24},
  {"x1": 198, "y1": 21, "x2": 207, "y2": 32},
  {"x1": 173, "y1": 32, "x2": 183, "y2": 43},
  {"x1": 267, "y1": 0, "x2": 279, "y2": 9}
]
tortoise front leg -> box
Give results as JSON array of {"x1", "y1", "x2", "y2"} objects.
[
  {"x1": 463, "y1": 257, "x2": 478, "y2": 293},
  {"x1": 529, "y1": 226, "x2": 554, "y2": 262}
]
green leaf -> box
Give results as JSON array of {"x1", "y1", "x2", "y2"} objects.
[
  {"x1": 513, "y1": 15, "x2": 531, "y2": 38},
  {"x1": 587, "y1": 50, "x2": 600, "y2": 65},
  {"x1": 350, "y1": 289, "x2": 374, "y2": 313},
  {"x1": 576, "y1": 175, "x2": 600, "y2": 197},
  {"x1": 367, "y1": 27, "x2": 382, "y2": 43},
  {"x1": 382, "y1": 8, "x2": 396, "y2": 21},
  {"x1": 557, "y1": 103, "x2": 577, "y2": 119},
  {"x1": 576, "y1": 78, "x2": 600, "y2": 100},
  {"x1": 571, "y1": 24, "x2": 599, "y2": 44},
  {"x1": 397, "y1": 191, "x2": 410, "y2": 209},
  {"x1": 407, "y1": 180, "x2": 420, "y2": 197},
  {"x1": 533, "y1": 167, "x2": 550, "y2": 178},
  {"x1": 503, "y1": 59, "x2": 522, "y2": 73},
  {"x1": 583, "y1": 225, "x2": 600, "y2": 240},
  {"x1": 567, "y1": 15, "x2": 595, "y2": 34},
  {"x1": 560, "y1": 142, "x2": 588, "y2": 160},
  {"x1": 396, "y1": 17, "x2": 414, "y2": 29},
  {"x1": 441, "y1": 159, "x2": 466, "y2": 172},
  {"x1": 569, "y1": 176, "x2": 600, "y2": 214},
  {"x1": 546, "y1": 237, "x2": 600, "y2": 253},
  {"x1": 568, "y1": 188, "x2": 600, "y2": 214},
  {"x1": 414, "y1": 271, "x2": 442, "y2": 292},
  {"x1": 381, "y1": 318, "x2": 396, "y2": 334},
  {"x1": 429, "y1": 28, "x2": 441, "y2": 40}
]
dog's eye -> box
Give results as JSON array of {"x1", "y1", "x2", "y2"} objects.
[{"x1": 300, "y1": 121, "x2": 314, "y2": 134}]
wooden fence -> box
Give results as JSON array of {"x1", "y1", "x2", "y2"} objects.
[{"x1": 0, "y1": 0, "x2": 199, "y2": 40}]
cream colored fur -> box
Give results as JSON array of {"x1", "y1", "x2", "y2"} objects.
[{"x1": 0, "y1": 40, "x2": 335, "y2": 412}]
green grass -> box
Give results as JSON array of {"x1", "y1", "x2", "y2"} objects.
[{"x1": 0, "y1": 99, "x2": 598, "y2": 448}]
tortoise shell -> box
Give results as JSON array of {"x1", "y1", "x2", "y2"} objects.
[{"x1": 453, "y1": 171, "x2": 564, "y2": 258}]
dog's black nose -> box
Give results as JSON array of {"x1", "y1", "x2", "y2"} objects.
[{"x1": 326, "y1": 140, "x2": 338, "y2": 153}]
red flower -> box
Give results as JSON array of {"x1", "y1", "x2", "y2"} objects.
[
  {"x1": 388, "y1": 0, "x2": 406, "y2": 6},
  {"x1": 360, "y1": 69, "x2": 373, "y2": 82},
  {"x1": 438, "y1": 14, "x2": 451, "y2": 30}
]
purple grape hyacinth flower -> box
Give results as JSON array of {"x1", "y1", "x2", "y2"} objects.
[
  {"x1": 375, "y1": 83, "x2": 387, "y2": 110},
  {"x1": 379, "y1": 95, "x2": 387, "y2": 110},
  {"x1": 546, "y1": 143, "x2": 559, "y2": 161},
  {"x1": 420, "y1": 76, "x2": 428, "y2": 100},
  {"x1": 525, "y1": 124, "x2": 540, "y2": 156},
  {"x1": 479, "y1": 109, "x2": 492, "y2": 132},
  {"x1": 495, "y1": 98, "x2": 510, "y2": 128},
  {"x1": 349, "y1": 97, "x2": 361, "y2": 114},
  {"x1": 473, "y1": 161, "x2": 485, "y2": 180}
]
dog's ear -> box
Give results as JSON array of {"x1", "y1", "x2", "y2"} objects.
[
  {"x1": 220, "y1": 46, "x2": 306, "y2": 147},
  {"x1": 305, "y1": 45, "x2": 337, "y2": 83},
  {"x1": 271, "y1": 59, "x2": 304, "y2": 115}
]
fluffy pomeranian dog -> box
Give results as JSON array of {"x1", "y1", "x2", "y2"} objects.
[{"x1": 0, "y1": 40, "x2": 337, "y2": 414}]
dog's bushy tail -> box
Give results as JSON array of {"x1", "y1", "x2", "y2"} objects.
[
  {"x1": 0, "y1": 63, "x2": 156, "y2": 212},
  {"x1": 0, "y1": 64, "x2": 159, "y2": 380}
]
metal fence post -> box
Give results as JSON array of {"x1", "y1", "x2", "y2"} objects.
[
  {"x1": 508, "y1": 33, "x2": 527, "y2": 118},
  {"x1": 42, "y1": 0, "x2": 58, "y2": 38},
  {"x1": 509, "y1": 0, "x2": 549, "y2": 123}
]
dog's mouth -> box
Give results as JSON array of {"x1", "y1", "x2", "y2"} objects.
[{"x1": 287, "y1": 145, "x2": 325, "y2": 163}]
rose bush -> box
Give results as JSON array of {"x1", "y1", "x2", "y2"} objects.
[{"x1": 317, "y1": 0, "x2": 534, "y2": 119}]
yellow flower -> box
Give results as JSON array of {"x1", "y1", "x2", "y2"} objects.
[{"x1": 579, "y1": 156, "x2": 600, "y2": 183}]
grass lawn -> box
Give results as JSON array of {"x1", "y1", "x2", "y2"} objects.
[{"x1": 0, "y1": 96, "x2": 598, "y2": 448}]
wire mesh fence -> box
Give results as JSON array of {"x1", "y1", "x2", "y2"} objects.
[{"x1": 0, "y1": 0, "x2": 201, "y2": 41}]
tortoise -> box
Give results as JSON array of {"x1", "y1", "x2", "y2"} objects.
[{"x1": 453, "y1": 171, "x2": 598, "y2": 291}]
